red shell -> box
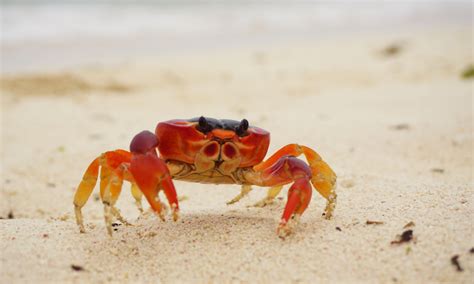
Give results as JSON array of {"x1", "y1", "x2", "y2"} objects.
[{"x1": 156, "y1": 119, "x2": 270, "y2": 167}]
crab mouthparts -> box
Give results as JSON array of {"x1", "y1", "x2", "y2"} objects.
[{"x1": 203, "y1": 140, "x2": 238, "y2": 163}]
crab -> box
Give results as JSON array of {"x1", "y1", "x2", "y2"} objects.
[{"x1": 73, "y1": 117, "x2": 337, "y2": 238}]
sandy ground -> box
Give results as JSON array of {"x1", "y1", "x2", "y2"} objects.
[{"x1": 1, "y1": 27, "x2": 473, "y2": 283}]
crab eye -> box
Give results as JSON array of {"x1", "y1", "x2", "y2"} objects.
[
  {"x1": 197, "y1": 116, "x2": 212, "y2": 133},
  {"x1": 198, "y1": 116, "x2": 207, "y2": 127},
  {"x1": 236, "y1": 119, "x2": 249, "y2": 136}
]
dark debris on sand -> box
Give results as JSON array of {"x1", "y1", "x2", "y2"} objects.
[
  {"x1": 391, "y1": 230, "x2": 413, "y2": 245},
  {"x1": 71, "y1": 265, "x2": 85, "y2": 272},
  {"x1": 451, "y1": 255, "x2": 463, "y2": 272}
]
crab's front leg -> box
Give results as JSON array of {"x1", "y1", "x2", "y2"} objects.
[
  {"x1": 129, "y1": 131, "x2": 180, "y2": 221},
  {"x1": 245, "y1": 156, "x2": 314, "y2": 238},
  {"x1": 246, "y1": 145, "x2": 336, "y2": 238},
  {"x1": 254, "y1": 144, "x2": 337, "y2": 219}
]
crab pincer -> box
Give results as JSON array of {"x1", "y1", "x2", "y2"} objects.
[
  {"x1": 129, "y1": 131, "x2": 179, "y2": 222},
  {"x1": 247, "y1": 155, "x2": 317, "y2": 238},
  {"x1": 278, "y1": 178, "x2": 313, "y2": 238}
]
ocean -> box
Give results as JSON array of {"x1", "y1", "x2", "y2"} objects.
[{"x1": 1, "y1": 1, "x2": 471, "y2": 74}]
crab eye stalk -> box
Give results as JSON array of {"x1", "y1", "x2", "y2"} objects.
[
  {"x1": 240, "y1": 119, "x2": 249, "y2": 130},
  {"x1": 236, "y1": 118, "x2": 249, "y2": 136},
  {"x1": 198, "y1": 116, "x2": 207, "y2": 127},
  {"x1": 197, "y1": 116, "x2": 212, "y2": 133}
]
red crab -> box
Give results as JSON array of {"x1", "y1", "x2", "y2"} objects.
[{"x1": 73, "y1": 117, "x2": 336, "y2": 238}]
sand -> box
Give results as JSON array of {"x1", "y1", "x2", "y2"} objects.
[{"x1": 1, "y1": 27, "x2": 473, "y2": 283}]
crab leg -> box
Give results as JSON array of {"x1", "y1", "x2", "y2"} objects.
[
  {"x1": 73, "y1": 150, "x2": 133, "y2": 234},
  {"x1": 227, "y1": 184, "x2": 284, "y2": 206},
  {"x1": 101, "y1": 164, "x2": 139, "y2": 235},
  {"x1": 252, "y1": 185, "x2": 283, "y2": 207},
  {"x1": 227, "y1": 185, "x2": 252, "y2": 205},
  {"x1": 254, "y1": 144, "x2": 337, "y2": 218},
  {"x1": 73, "y1": 158, "x2": 100, "y2": 233},
  {"x1": 130, "y1": 183, "x2": 144, "y2": 213}
]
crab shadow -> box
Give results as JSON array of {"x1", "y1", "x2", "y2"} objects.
[
  {"x1": 136, "y1": 211, "x2": 278, "y2": 240},
  {"x1": 75, "y1": 211, "x2": 332, "y2": 283},
  {"x1": 86, "y1": 209, "x2": 323, "y2": 247}
]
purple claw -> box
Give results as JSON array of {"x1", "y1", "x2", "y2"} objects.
[{"x1": 130, "y1": 131, "x2": 159, "y2": 154}]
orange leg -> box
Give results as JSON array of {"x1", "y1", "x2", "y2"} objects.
[
  {"x1": 130, "y1": 183, "x2": 144, "y2": 213},
  {"x1": 73, "y1": 157, "x2": 100, "y2": 233},
  {"x1": 101, "y1": 164, "x2": 137, "y2": 235},
  {"x1": 252, "y1": 185, "x2": 284, "y2": 207},
  {"x1": 73, "y1": 149, "x2": 133, "y2": 234},
  {"x1": 254, "y1": 144, "x2": 337, "y2": 219}
]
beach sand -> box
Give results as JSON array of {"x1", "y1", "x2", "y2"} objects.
[{"x1": 1, "y1": 27, "x2": 473, "y2": 283}]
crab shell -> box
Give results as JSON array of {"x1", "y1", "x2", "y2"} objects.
[{"x1": 156, "y1": 119, "x2": 270, "y2": 177}]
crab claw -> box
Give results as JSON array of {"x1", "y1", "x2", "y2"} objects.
[
  {"x1": 277, "y1": 178, "x2": 312, "y2": 238},
  {"x1": 254, "y1": 144, "x2": 337, "y2": 222},
  {"x1": 130, "y1": 130, "x2": 159, "y2": 154},
  {"x1": 129, "y1": 131, "x2": 179, "y2": 221}
]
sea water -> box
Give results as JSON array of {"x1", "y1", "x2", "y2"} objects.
[{"x1": 1, "y1": 1, "x2": 470, "y2": 74}]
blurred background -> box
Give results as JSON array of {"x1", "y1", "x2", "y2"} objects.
[{"x1": 1, "y1": 1, "x2": 471, "y2": 74}]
